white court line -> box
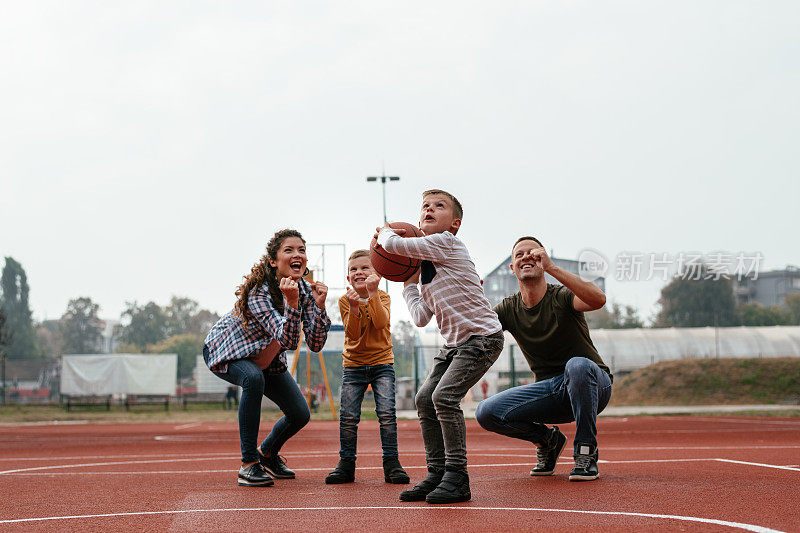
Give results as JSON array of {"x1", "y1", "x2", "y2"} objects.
[
  {"x1": 0, "y1": 457, "x2": 228, "y2": 475},
  {"x1": 0, "y1": 452, "x2": 237, "y2": 462},
  {"x1": 601, "y1": 428, "x2": 793, "y2": 435},
  {"x1": 0, "y1": 420, "x2": 91, "y2": 427},
  {"x1": 3, "y1": 458, "x2": 795, "y2": 476},
  {"x1": 174, "y1": 423, "x2": 201, "y2": 430},
  {"x1": 688, "y1": 417, "x2": 800, "y2": 427},
  {"x1": 600, "y1": 445, "x2": 800, "y2": 451},
  {"x1": 146, "y1": 427, "x2": 800, "y2": 442},
  {"x1": 0, "y1": 461, "x2": 691, "y2": 477},
  {"x1": 4, "y1": 444, "x2": 800, "y2": 463},
  {"x1": 0, "y1": 462, "x2": 523, "y2": 475},
  {"x1": 0, "y1": 505, "x2": 783, "y2": 532},
  {"x1": 714, "y1": 459, "x2": 800, "y2": 472}
]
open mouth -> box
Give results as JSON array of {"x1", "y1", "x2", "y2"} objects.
[
  {"x1": 423, "y1": 215, "x2": 435, "y2": 223},
  {"x1": 289, "y1": 260, "x2": 303, "y2": 274},
  {"x1": 519, "y1": 263, "x2": 536, "y2": 271}
]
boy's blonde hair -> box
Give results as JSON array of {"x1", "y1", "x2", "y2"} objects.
[
  {"x1": 348, "y1": 249, "x2": 371, "y2": 262},
  {"x1": 422, "y1": 189, "x2": 463, "y2": 220}
]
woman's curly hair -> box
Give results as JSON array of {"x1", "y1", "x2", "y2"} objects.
[{"x1": 234, "y1": 228, "x2": 306, "y2": 330}]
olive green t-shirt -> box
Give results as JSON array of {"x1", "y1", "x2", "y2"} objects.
[{"x1": 494, "y1": 284, "x2": 612, "y2": 382}]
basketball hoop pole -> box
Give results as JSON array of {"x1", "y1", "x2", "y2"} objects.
[{"x1": 366, "y1": 174, "x2": 400, "y2": 292}]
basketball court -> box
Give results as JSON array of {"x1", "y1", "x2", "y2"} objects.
[{"x1": 1, "y1": 415, "x2": 798, "y2": 532}]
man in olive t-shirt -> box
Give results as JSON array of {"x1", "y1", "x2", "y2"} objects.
[{"x1": 475, "y1": 236, "x2": 613, "y2": 481}]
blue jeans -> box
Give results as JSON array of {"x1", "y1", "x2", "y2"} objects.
[
  {"x1": 207, "y1": 348, "x2": 310, "y2": 463},
  {"x1": 339, "y1": 363, "x2": 398, "y2": 460},
  {"x1": 475, "y1": 356, "x2": 612, "y2": 453}
]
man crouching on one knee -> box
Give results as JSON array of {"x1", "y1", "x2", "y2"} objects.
[{"x1": 476, "y1": 236, "x2": 612, "y2": 481}]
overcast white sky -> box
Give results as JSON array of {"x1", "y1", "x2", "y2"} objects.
[{"x1": 2, "y1": 1, "x2": 798, "y2": 326}]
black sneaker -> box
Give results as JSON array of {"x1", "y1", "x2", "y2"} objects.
[
  {"x1": 259, "y1": 451, "x2": 295, "y2": 479},
  {"x1": 399, "y1": 468, "x2": 443, "y2": 502},
  {"x1": 569, "y1": 443, "x2": 599, "y2": 481},
  {"x1": 325, "y1": 458, "x2": 355, "y2": 484},
  {"x1": 238, "y1": 463, "x2": 274, "y2": 487},
  {"x1": 383, "y1": 457, "x2": 410, "y2": 484},
  {"x1": 530, "y1": 426, "x2": 567, "y2": 476},
  {"x1": 425, "y1": 469, "x2": 471, "y2": 504}
]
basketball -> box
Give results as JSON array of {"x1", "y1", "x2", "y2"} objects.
[{"x1": 370, "y1": 222, "x2": 423, "y2": 282}]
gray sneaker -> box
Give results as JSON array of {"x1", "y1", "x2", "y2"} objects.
[{"x1": 530, "y1": 426, "x2": 567, "y2": 476}]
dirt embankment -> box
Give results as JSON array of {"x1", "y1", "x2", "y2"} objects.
[{"x1": 610, "y1": 357, "x2": 800, "y2": 406}]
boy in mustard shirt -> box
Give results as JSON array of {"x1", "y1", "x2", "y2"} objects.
[{"x1": 325, "y1": 250, "x2": 410, "y2": 485}]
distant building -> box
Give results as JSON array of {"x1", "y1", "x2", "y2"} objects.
[
  {"x1": 733, "y1": 266, "x2": 800, "y2": 307},
  {"x1": 483, "y1": 254, "x2": 606, "y2": 308}
]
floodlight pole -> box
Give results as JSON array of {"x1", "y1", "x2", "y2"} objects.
[
  {"x1": 366, "y1": 174, "x2": 400, "y2": 225},
  {"x1": 366, "y1": 174, "x2": 400, "y2": 292}
]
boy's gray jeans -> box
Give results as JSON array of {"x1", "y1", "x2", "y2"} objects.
[{"x1": 415, "y1": 331, "x2": 504, "y2": 471}]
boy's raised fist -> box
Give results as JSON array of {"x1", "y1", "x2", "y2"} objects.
[{"x1": 365, "y1": 273, "x2": 381, "y2": 295}]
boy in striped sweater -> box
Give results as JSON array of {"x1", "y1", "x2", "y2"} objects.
[{"x1": 374, "y1": 189, "x2": 504, "y2": 504}]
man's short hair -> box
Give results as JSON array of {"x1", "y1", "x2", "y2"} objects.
[
  {"x1": 423, "y1": 189, "x2": 463, "y2": 220},
  {"x1": 348, "y1": 249, "x2": 370, "y2": 262},
  {"x1": 512, "y1": 236, "x2": 544, "y2": 254}
]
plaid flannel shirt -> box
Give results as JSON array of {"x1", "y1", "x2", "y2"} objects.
[{"x1": 204, "y1": 278, "x2": 331, "y2": 374}]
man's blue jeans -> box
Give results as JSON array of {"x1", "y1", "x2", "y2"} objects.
[
  {"x1": 207, "y1": 350, "x2": 310, "y2": 464},
  {"x1": 339, "y1": 363, "x2": 398, "y2": 460},
  {"x1": 475, "y1": 357, "x2": 612, "y2": 453}
]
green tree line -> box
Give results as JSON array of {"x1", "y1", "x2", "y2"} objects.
[
  {"x1": 2, "y1": 257, "x2": 800, "y2": 381},
  {"x1": 0, "y1": 257, "x2": 218, "y2": 379},
  {"x1": 654, "y1": 266, "x2": 800, "y2": 328}
]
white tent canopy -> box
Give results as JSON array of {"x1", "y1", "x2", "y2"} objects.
[
  {"x1": 590, "y1": 326, "x2": 800, "y2": 373},
  {"x1": 61, "y1": 354, "x2": 177, "y2": 396},
  {"x1": 414, "y1": 326, "x2": 800, "y2": 382}
]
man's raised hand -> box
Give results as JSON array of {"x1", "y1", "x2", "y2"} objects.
[{"x1": 530, "y1": 247, "x2": 555, "y2": 273}]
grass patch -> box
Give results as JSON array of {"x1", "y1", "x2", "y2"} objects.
[{"x1": 611, "y1": 357, "x2": 800, "y2": 406}]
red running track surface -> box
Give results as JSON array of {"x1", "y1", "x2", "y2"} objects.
[{"x1": 0, "y1": 416, "x2": 798, "y2": 532}]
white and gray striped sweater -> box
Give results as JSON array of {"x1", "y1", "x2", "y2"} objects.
[{"x1": 378, "y1": 229, "x2": 501, "y2": 347}]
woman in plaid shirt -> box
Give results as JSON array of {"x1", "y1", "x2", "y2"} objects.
[{"x1": 204, "y1": 228, "x2": 331, "y2": 487}]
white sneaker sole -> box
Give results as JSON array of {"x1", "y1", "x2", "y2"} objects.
[
  {"x1": 568, "y1": 473, "x2": 599, "y2": 481},
  {"x1": 238, "y1": 477, "x2": 273, "y2": 487}
]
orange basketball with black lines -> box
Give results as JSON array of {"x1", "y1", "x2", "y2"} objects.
[{"x1": 370, "y1": 222, "x2": 423, "y2": 282}]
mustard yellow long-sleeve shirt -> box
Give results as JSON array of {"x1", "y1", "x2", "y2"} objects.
[{"x1": 338, "y1": 290, "x2": 394, "y2": 367}]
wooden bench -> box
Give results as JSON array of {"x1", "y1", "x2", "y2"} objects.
[
  {"x1": 63, "y1": 395, "x2": 112, "y2": 411},
  {"x1": 180, "y1": 392, "x2": 228, "y2": 409},
  {"x1": 123, "y1": 394, "x2": 171, "y2": 411}
]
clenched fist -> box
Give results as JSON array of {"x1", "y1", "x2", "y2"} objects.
[
  {"x1": 311, "y1": 281, "x2": 328, "y2": 310},
  {"x1": 280, "y1": 277, "x2": 300, "y2": 310},
  {"x1": 365, "y1": 273, "x2": 381, "y2": 296}
]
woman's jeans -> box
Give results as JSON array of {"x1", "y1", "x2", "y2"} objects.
[
  {"x1": 338, "y1": 363, "x2": 398, "y2": 460},
  {"x1": 208, "y1": 351, "x2": 310, "y2": 464},
  {"x1": 475, "y1": 356, "x2": 612, "y2": 454}
]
